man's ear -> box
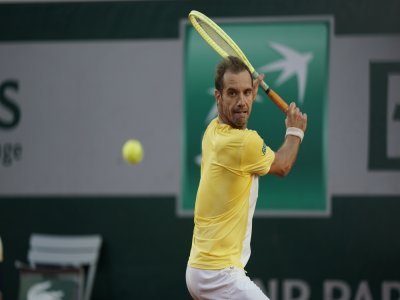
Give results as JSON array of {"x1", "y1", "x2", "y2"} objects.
[{"x1": 214, "y1": 89, "x2": 221, "y2": 105}]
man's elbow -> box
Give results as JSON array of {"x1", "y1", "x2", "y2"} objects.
[
  {"x1": 277, "y1": 164, "x2": 293, "y2": 177},
  {"x1": 270, "y1": 162, "x2": 293, "y2": 177}
]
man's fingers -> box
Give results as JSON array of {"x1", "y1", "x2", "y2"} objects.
[
  {"x1": 253, "y1": 74, "x2": 264, "y2": 87},
  {"x1": 288, "y1": 102, "x2": 297, "y2": 112},
  {"x1": 252, "y1": 74, "x2": 265, "y2": 101},
  {"x1": 258, "y1": 73, "x2": 265, "y2": 81},
  {"x1": 288, "y1": 102, "x2": 306, "y2": 118}
]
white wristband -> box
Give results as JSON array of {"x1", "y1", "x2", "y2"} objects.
[{"x1": 285, "y1": 127, "x2": 304, "y2": 143}]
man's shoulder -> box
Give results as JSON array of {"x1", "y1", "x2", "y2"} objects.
[
  {"x1": 207, "y1": 119, "x2": 262, "y2": 142},
  {"x1": 223, "y1": 128, "x2": 262, "y2": 148},
  {"x1": 243, "y1": 128, "x2": 262, "y2": 141}
]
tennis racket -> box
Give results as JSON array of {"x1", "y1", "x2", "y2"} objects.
[{"x1": 188, "y1": 10, "x2": 289, "y2": 113}]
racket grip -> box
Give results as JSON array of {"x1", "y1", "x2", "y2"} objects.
[{"x1": 266, "y1": 88, "x2": 289, "y2": 113}]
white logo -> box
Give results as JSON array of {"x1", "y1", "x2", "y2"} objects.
[
  {"x1": 27, "y1": 281, "x2": 64, "y2": 300},
  {"x1": 258, "y1": 42, "x2": 313, "y2": 104}
]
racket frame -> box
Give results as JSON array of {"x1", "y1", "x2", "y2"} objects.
[{"x1": 189, "y1": 10, "x2": 289, "y2": 113}]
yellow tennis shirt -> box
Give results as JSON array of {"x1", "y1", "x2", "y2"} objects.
[{"x1": 188, "y1": 118, "x2": 275, "y2": 270}]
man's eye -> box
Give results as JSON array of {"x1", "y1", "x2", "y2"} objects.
[
  {"x1": 228, "y1": 91, "x2": 237, "y2": 97},
  {"x1": 245, "y1": 90, "x2": 252, "y2": 96}
]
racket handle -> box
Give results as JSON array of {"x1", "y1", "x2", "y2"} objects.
[{"x1": 266, "y1": 88, "x2": 289, "y2": 113}]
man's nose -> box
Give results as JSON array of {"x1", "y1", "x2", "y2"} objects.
[{"x1": 237, "y1": 93, "x2": 246, "y2": 106}]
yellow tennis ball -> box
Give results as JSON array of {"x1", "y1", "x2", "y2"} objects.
[{"x1": 122, "y1": 139, "x2": 143, "y2": 165}]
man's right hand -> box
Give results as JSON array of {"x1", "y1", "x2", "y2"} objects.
[
  {"x1": 285, "y1": 102, "x2": 307, "y2": 132},
  {"x1": 269, "y1": 102, "x2": 308, "y2": 177}
]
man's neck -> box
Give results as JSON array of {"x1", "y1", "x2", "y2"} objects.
[{"x1": 217, "y1": 115, "x2": 247, "y2": 129}]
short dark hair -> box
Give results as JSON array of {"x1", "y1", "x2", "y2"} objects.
[{"x1": 214, "y1": 56, "x2": 253, "y2": 91}]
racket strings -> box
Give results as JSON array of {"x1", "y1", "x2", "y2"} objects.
[{"x1": 196, "y1": 19, "x2": 238, "y2": 57}]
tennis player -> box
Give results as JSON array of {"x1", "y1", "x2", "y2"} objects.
[{"x1": 186, "y1": 56, "x2": 307, "y2": 300}]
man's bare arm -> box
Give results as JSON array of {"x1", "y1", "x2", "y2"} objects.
[{"x1": 269, "y1": 102, "x2": 307, "y2": 177}]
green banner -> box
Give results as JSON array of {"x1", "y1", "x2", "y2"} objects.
[{"x1": 181, "y1": 18, "x2": 331, "y2": 216}]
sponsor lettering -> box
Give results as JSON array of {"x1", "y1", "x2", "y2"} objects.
[
  {"x1": 0, "y1": 80, "x2": 23, "y2": 167},
  {"x1": 254, "y1": 278, "x2": 400, "y2": 300}
]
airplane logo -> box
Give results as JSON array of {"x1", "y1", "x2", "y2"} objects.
[{"x1": 258, "y1": 42, "x2": 313, "y2": 104}]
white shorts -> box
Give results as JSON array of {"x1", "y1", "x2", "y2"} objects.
[{"x1": 186, "y1": 265, "x2": 269, "y2": 300}]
